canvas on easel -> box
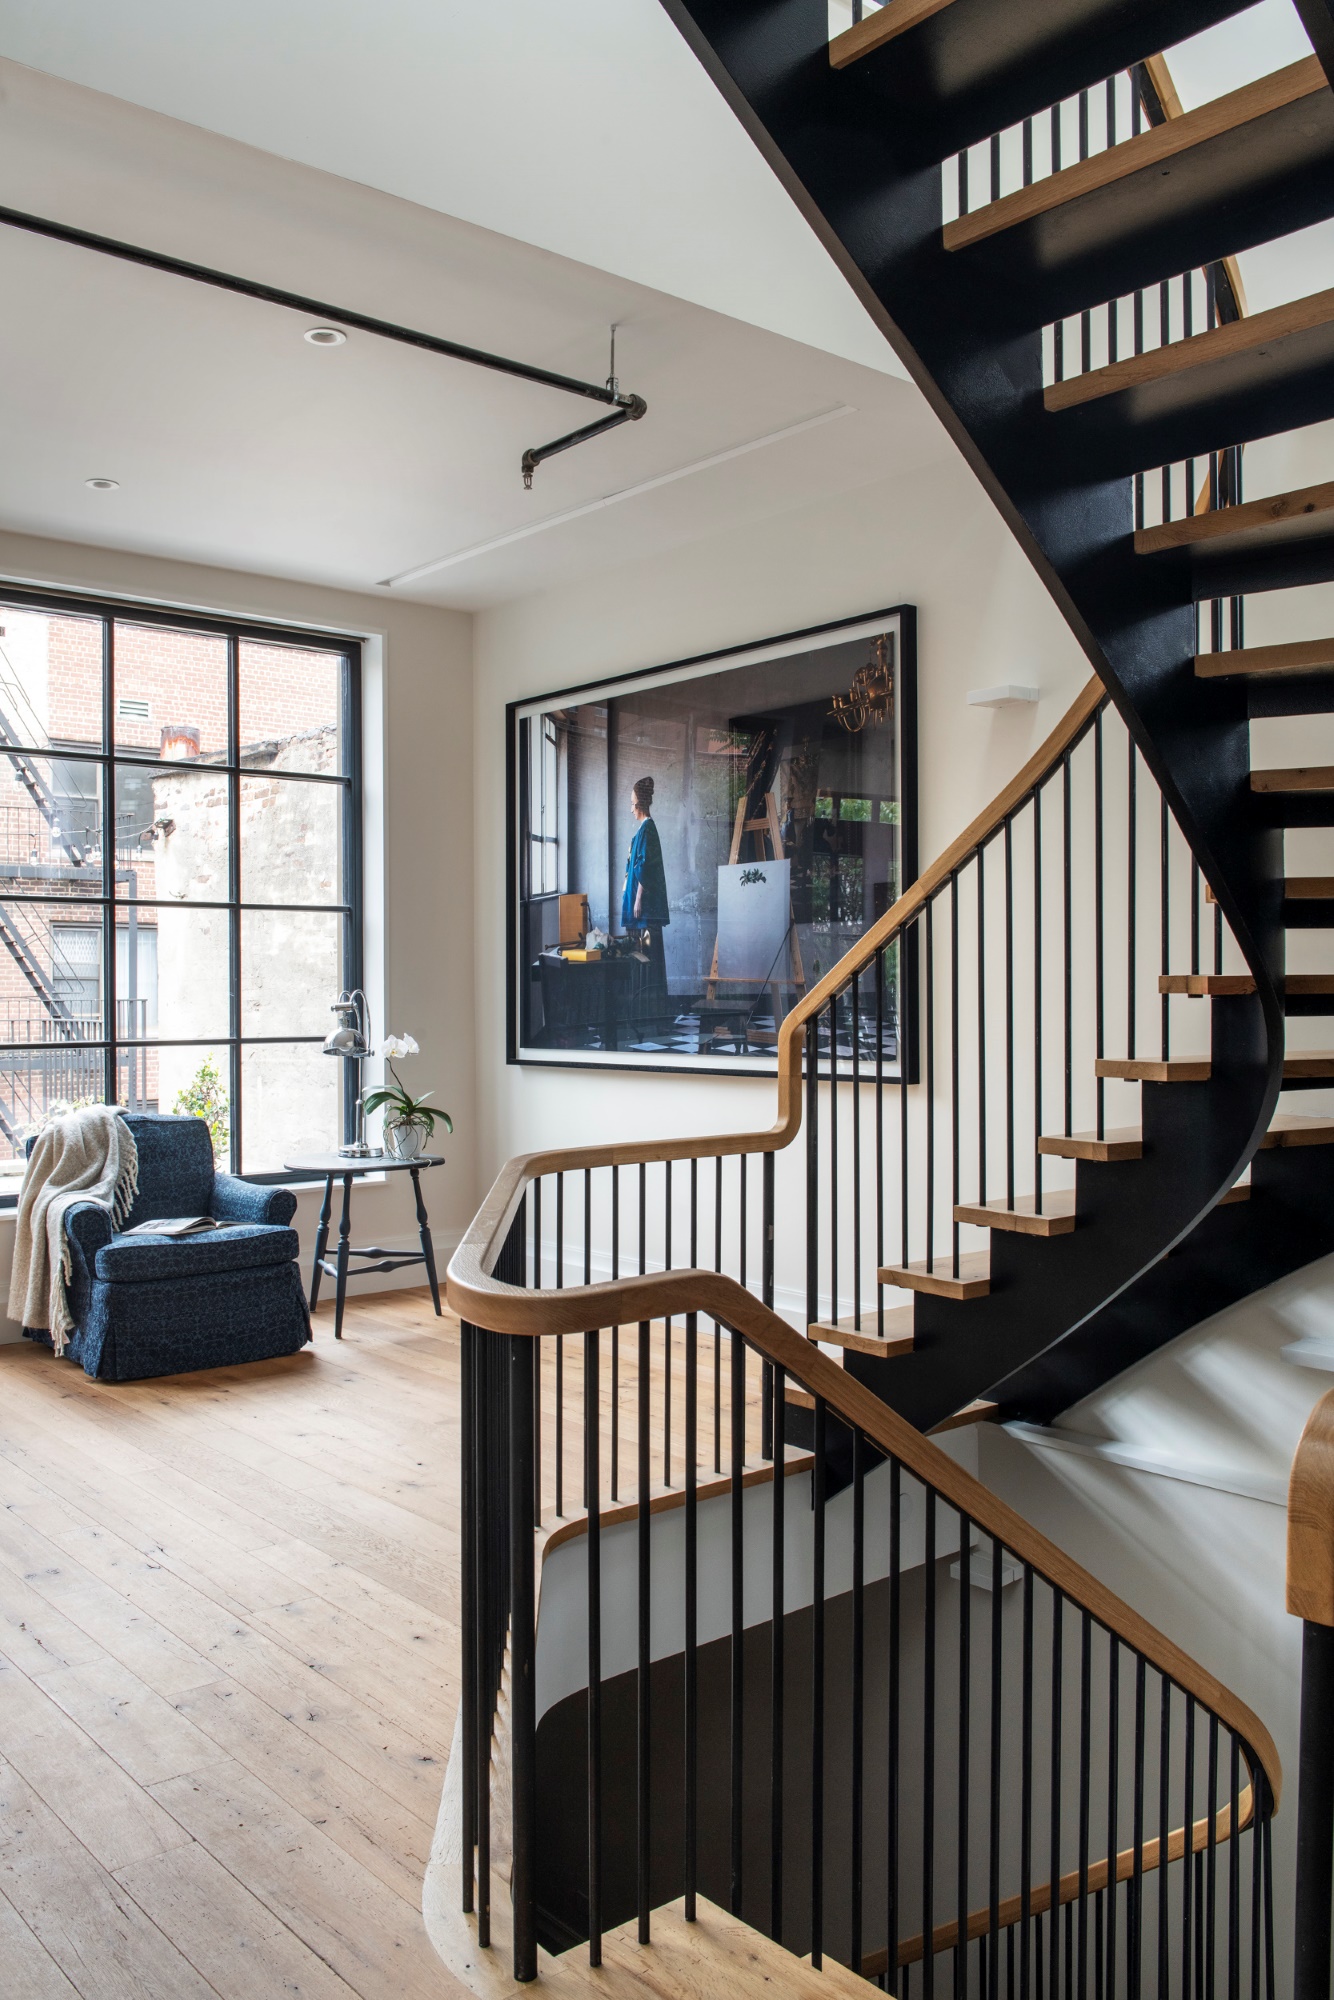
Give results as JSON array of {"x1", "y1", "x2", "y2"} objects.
[{"x1": 707, "y1": 789, "x2": 806, "y2": 1035}]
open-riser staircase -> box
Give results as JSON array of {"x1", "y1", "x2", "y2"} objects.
[{"x1": 437, "y1": 2, "x2": 1334, "y2": 1991}]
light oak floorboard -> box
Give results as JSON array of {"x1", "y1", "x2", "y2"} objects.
[{"x1": 0, "y1": 1295, "x2": 468, "y2": 1999}]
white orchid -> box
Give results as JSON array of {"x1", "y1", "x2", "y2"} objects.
[{"x1": 380, "y1": 1032, "x2": 420, "y2": 1059}]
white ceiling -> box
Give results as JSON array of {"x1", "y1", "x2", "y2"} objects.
[
  {"x1": 0, "y1": 55, "x2": 945, "y2": 610},
  {"x1": 0, "y1": 0, "x2": 903, "y2": 378}
]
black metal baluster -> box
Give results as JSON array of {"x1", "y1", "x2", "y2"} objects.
[
  {"x1": 902, "y1": 926, "x2": 913, "y2": 1273},
  {"x1": 956, "y1": 1510, "x2": 972, "y2": 1999},
  {"x1": 612, "y1": 1167, "x2": 620, "y2": 1504},
  {"x1": 684, "y1": 1311, "x2": 698, "y2": 1923},
  {"x1": 1005, "y1": 819, "x2": 1015, "y2": 1207},
  {"x1": 831, "y1": 999, "x2": 841, "y2": 1313},
  {"x1": 1032, "y1": 1568, "x2": 1040, "y2": 2000},
  {"x1": 1207, "y1": 1716, "x2": 1220, "y2": 1999},
  {"x1": 1105, "y1": 1646, "x2": 1119, "y2": 2000},
  {"x1": 888, "y1": 1463, "x2": 903, "y2": 1995},
  {"x1": 988, "y1": 1539, "x2": 1002, "y2": 1998},
  {"x1": 716, "y1": 1156, "x2": 724, "y2": 1475},
  {"x1": 927, "y1": 901, "x2": 937, "y2": 1266},
  {"x1": 1095, "y1": 711, "x2": 1106, "y2": 1140},
  {"x1": 1130, "y1": 1658, "x2": 1146, "y2": 1997},
  {"x1": 1183, "y1": 1696, "x2": 1196, "y2": 2000},
  {"x1": 637, "y1": 1318, "x2": 652, "y2": 1944},
  {"x1": 808, "y1": 993, "x2": 822, "y2": 1320},
  {"x1": 978, "y1": 845, "x2": 988, "y2": 1208},
  {"x1": 876, "y1": 948, "x2": 886, "y2": 1338},
  {"x1": 1158, "y1": 1680, "x2": 1172, "y2": 2000},
  {"x1": 924, "y1": 1491, "x2": 937, "y2": 2000},
  {"x1": 771, "y1": 1358, "x2": 786, "y2": 1945},
  {"x1": 664, "y1": 1162, "x2": 672, "y2": 1486},
  {"x1": 853, "y1": 968, "x2": 863, "y2": 1328},
  {"x1": 1160, "y1": 795, "x2": 1171, "y2": 1061},
  {"x1": 990, "y1": 129, "x2": 1001, "y2": 204},
  {"x1": 1034, "y1": 790, "x2": 1044, "y2": 1213},
  {"x1": 1063, "y1": 752, "x2": 1073, "y2": 1137},
  {"x1": 1228, "y1": 1736, "x2": 1241, "y2": 2000},
  {"x1": 731, "y1": 1322, "x2": 746, "y2": 1917},
  {"x1": 509, "y1": 1335, "x2": 537, "y2": 1983},
  {"x1": 1078, "y1": 1610, "x2": 1092, "y2": 1996},
  {"x1": 852, "y1": 1426, "x2": 866, "y2": 1974},
  {"x1": 461, "y1": 1321, "x2": 477, "y2": 1915},
  {"x1": 1127, "y1": 739, "x2": 1137, "y2": 1060},
  {"x1": 812, "y1": 1393, "x2": 828, "y2": 1969},
  {"x1": 1048, "y1": 1593, "x2": 1063, "y2": 2000},
  {"x1": 586, "y1": 1327, "x2": 604, "y2": 1962},
  {"x1": 951, "y1": 876, "x2": 961, "y2": 1278}
]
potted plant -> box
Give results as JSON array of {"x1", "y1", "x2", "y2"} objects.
[{"x1": 362, "y1": 1034, "x2": 452, "y2": 1161}]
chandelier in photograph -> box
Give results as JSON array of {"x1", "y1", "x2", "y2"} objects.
[{"x1": 828, "y1": 634, "x2": 895, "y2": 734}]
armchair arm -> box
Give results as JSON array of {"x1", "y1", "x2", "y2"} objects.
[
  {"x1": 210, "y1": 1175, "x2": 297, "y2": 1227},
  {"x1": 63, "y1": 1201, "x2": 115, "y2": 1263}
]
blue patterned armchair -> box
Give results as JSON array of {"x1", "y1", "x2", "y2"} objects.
[{"x1": 50, "y1": 1113, "x2": 311, "y2": 1381}]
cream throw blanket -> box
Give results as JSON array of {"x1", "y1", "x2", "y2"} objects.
[{"x1": 8, "y1": 1107, "x2": 139, "y2": 1353}]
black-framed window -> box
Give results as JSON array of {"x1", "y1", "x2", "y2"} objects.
[{"x1": 0, "y1": 587, "x2": 362, "y2": 1195}]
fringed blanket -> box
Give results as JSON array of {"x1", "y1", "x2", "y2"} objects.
[{"x1": 8, "y1": 1107, "x2": 139, "y2": 1353}]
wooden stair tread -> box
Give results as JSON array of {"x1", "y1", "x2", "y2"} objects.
[
  {"x1": 798, "y1": 1952, "x2": 885, "y2": 1998},
  {"x1": 1199, "y1": 638, "x2": 1334, "y2": 679},
  {"x1": 1287, "y1": 876, "x2": 1334, "y2": 898},
  {"x1": 953, "y1": 1190, "x2": 1077, "y2": 1235},
  {"x1": 1161, "y1": 973, "x2": 1334, "y2": 995},
  {"x1": 602, "y1": 1898, "x2": 882, "y2": 1998},
  {"x1": 1138, "y1": 477, "x2": 1334, "y2": 557},
  {"x1": 929, "y1": 1399, "x2": 1000, "y2": 1436},
  {"x1": 877, "y1": 1251, "x2": 990, "y2": 1300},
  {"x1": 945, "y1": 57, "x2": 1327, "y2": 253},
  {"x1": 1096, "y1": 1056, "x2": 1211, "y2": 1082},
  {"x1": 829, "y1": 0, "x2": 953, "y2": 67},
  {"x1": 1037, "y1": 1127, "x2": 1142, "y2": 1161},
  {"x1": 1253, "y1": 763, "x2": 1334, "y2": 792},
  {"x1": 808, "y1": 1310, "x2": 916, "y2": 1358},
  {"x1": 1282, "y1": 1051, "x2": 1334, "y2": 1079},
  {"x1": 1044, "y1": 283, "x2": 1334, "y2": 413},
  {"x1": 1262, "y1": 1112, "x2": 1334, "y2": 1148}
]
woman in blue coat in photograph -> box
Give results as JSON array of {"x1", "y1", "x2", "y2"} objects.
[{"x1": 622, "y1": 774, "x2": 670, "y2": 1021}]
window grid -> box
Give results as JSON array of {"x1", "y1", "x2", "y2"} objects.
[{"x1": 0, "y1": 586, "x2": 362, "y2": 1189}]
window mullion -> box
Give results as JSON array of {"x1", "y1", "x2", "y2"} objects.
[
  {"x1": 100, "y1": 616, "x2": 117, "y2": 1110},
  {"x1": 227, "y1": 633, "x2": 242, "y2": 1175}
]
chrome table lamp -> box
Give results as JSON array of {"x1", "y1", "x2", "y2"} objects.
[{"x1": 323, "y1": 989, "x2": 383, "y2": 1158}]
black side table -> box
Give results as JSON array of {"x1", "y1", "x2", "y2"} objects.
[{"x1": 284, "y1": 1154, "x2": 445, "y2": 1341}]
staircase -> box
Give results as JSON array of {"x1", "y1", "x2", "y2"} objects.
[{"x1": 438, "y1": 1, "x2": 1334, "y2": 1991}]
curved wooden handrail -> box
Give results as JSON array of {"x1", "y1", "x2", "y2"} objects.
[
  {"x1": 452, "y1": 1265, "x2": 1283, "y2": 1820},
  {"x1": 1289, "y1": 1388, "x2": 1334, "y2": 1626},
  {"x1": 448, "y1": 675, "x2": 1105, "y2": 1316}
]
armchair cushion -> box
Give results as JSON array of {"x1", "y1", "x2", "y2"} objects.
[
  {"x1": 210, "y1": 1174, "x2": 297, "y2": 1227},
  {"x1": 119, "y1": 1113, "x2": 216, "y2": 1225},
  {"x1": 63, "y1": 1201, "x2": 115, "y2": 1263},
  {"x1": 94, "y1": 1222, "x2": 299, "y2": 1284}
]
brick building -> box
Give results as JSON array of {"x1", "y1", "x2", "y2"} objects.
[{"x1": 0, "y1": 606, "x2": 345, "y2": 1175}]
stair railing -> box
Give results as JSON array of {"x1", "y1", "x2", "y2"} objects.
[
  {"x1": 449, "y1": 1258, "x2": 1282, "y2": 1992},
  {"x1": 1289, "y1": 1389, "x2": 1334, "y2": 2000},
  {"x1": 470, "y1": 678, "x2": 1256, "y2": 1453}
]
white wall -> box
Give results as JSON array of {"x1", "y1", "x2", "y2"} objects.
[
  {"x1": 973, "y1": 1260, "x2": 1334, "y2": 1982},
  {"x1": 0, "y1": 528, "x2": 476, "y2": 1340},
  {"x1": 471, "y1": 452, "x2": 1093, "y2": 1222}
]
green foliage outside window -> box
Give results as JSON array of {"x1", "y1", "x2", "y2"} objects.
[{"x1": 173, "y1": 1055, "x2": 230, "y2": 1163}]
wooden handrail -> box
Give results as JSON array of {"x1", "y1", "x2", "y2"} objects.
[
  {"x1": 447, "y1": 676, "x2": 1105, "y2": 1315},
  {"x1": 1289, "y1": 1388, "x2": 1334, "y2": 1625},
  {"x1": 449, "y1": 1269, "x2": 1282, "y2": 1817},
  {"x1": 877, "y1": 1787, "x2": 1256, "y2": 1971}
]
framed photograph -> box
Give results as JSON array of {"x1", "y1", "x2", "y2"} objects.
[{"x1": 507, "y1": 606, "x2": 917, "y2": 1077}]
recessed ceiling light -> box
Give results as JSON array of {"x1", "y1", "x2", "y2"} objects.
[
  {"x1": 304, "y1": 326, "x2": 347, "y2": 347},
  {"x1": 85, "y1": 477, "x2": 119, "y2": 491}
]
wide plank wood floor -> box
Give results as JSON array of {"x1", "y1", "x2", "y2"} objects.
[{"x1": 0, "y1": 1287, "x2": 472, "y2": 2000}]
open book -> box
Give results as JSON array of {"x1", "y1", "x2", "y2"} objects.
[{"x1": 123, "y1": 1216, "x2": 232, "y2": 1238}]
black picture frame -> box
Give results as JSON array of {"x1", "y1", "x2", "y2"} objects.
[{"x1": 506, "y1": 606, "x2": 918, "y2": 1080}]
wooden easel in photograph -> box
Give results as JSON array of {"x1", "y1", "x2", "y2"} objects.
[{"x1": 706, "y1": 790, "x2": 805, "y2": 1037}]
